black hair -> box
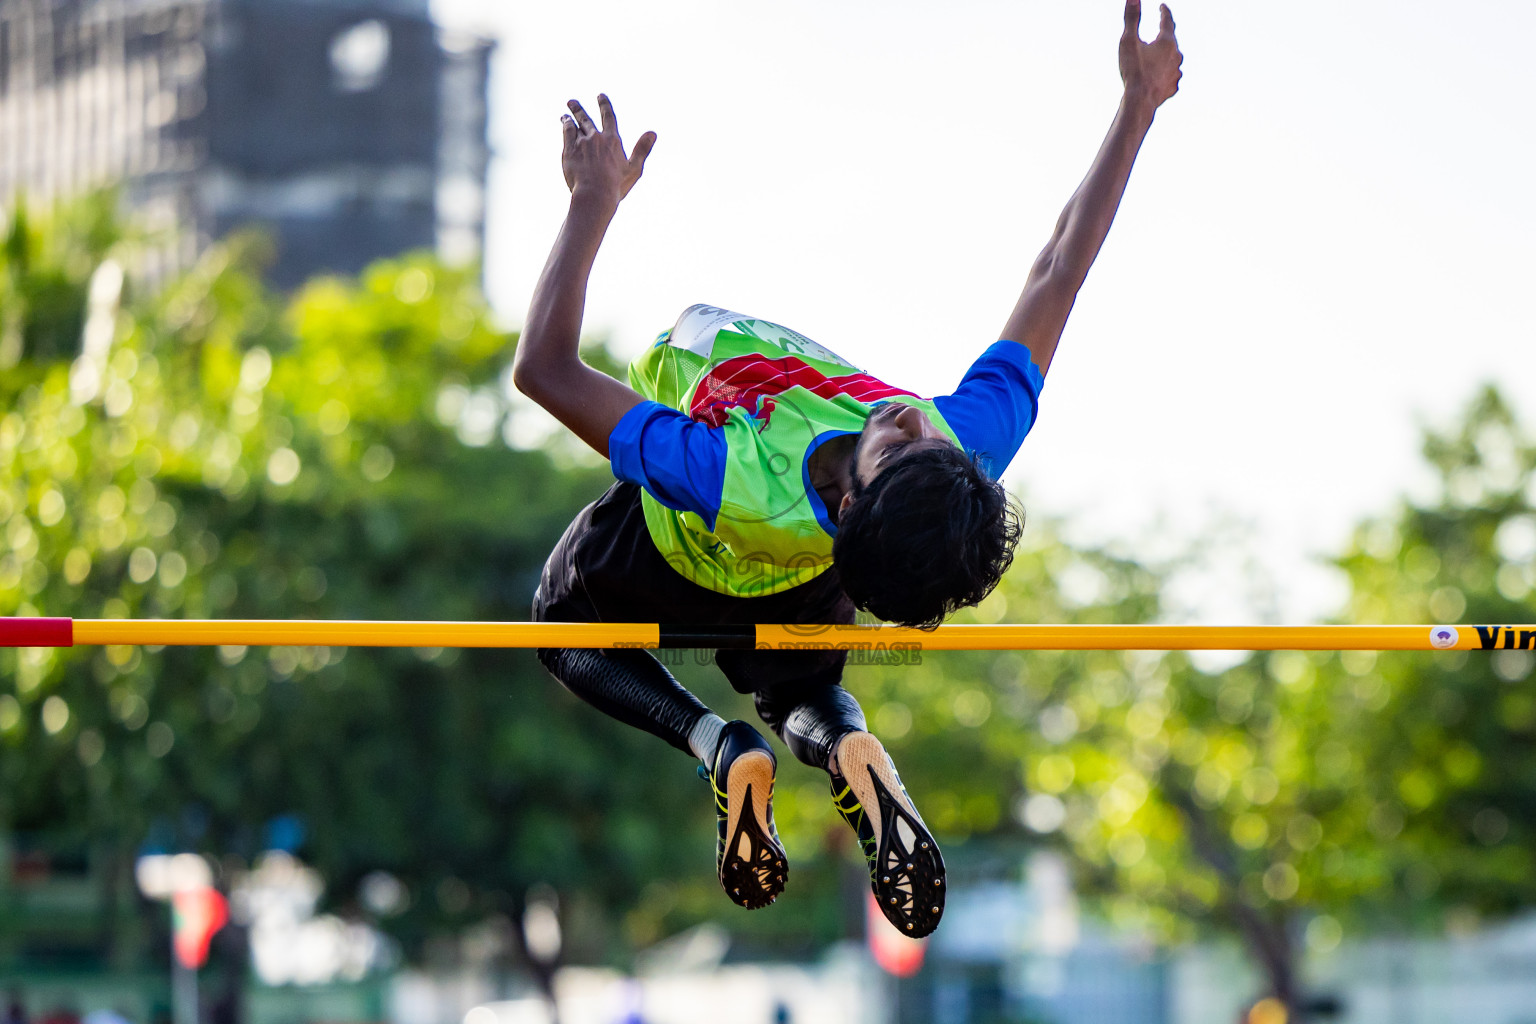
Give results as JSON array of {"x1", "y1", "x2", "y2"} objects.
[{"x1": 832, "y1": 443, "x2": 1022, "y2": 629}]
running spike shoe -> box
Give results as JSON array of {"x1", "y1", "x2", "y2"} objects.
[
  {"x1": 703, "y1": 720, "x2": 788, "y2": 910},
  {"x1": 829, "y1": 731, "x2": 945, "y2": 937}
]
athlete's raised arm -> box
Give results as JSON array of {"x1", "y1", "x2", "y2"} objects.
[
  {"x1": 1000, "y1": 0, "x2": 1183, "y2": 374},
  {"x1": 512, "y1": 95, "x2": 657, "y2": 458}
]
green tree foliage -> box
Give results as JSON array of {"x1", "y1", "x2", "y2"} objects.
[
  {"x1": 1320, "y1": 388, "x2": 1536, "y2": 920},
  {"x1": 1, "y1": 191, "x2": 124, "y2": 373},
  {"x1": 0, "y1": 198, "x2": 728, "y2": 970}
]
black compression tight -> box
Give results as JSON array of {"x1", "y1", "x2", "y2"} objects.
[
  {"x1": 537, "y1": 646, "x2": 866, "y2": 769},
  {"x1": 537, "y1": 647, "x2": 707, "y2": 757},
  {"x1": 768, "y1": 683, "x2": 867, "y2": 771}
]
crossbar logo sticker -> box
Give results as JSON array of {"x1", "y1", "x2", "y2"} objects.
[{"x1": 1430, "y1": 626, "x2": 1458, "y2": 649}]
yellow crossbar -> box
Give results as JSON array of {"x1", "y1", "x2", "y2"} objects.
[{"x1": 2, "y1": 618, "x2": 1531, "y2": 651}]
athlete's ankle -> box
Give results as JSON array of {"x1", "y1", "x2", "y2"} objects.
[{"x1": 687, "y1": 713, "x2": 728, "y2": 764}]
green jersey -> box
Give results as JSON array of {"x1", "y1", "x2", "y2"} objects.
[{"x1": 621, "y1": 304, "x2": 961, "y2": 598}]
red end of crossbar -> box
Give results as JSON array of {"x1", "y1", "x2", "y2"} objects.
[{"x1": 0, "y1": 617, "x2": 73, "y2": 647}]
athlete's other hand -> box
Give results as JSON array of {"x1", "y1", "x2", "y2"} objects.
[
  {"x1": 1119, "y1": 1, "x2": 1182, "y2": 108},
  {"x1": 561, "y1": 94, "x2": 656, "y2": 205}
]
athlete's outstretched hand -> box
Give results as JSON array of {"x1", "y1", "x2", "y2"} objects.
[
  {"x1": 1119, "y1": 0, "x2": 1183, "y2": 108},
  {"x1": 561, "y1": 94, "x2": 656, "y2": 205}
]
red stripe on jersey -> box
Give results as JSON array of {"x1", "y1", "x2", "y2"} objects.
[{"x1": 689, "y1": 354, "x2": 919, "y2": 428}]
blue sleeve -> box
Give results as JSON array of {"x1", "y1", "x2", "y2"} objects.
[
  {"x1": 931, "y1": 341, "x2": 1045, "y2": 478},
  {"x1": 608, "y1": 401, "x2": 727, "y2": 529}
]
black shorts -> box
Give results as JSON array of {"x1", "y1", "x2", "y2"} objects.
[{"x1": 532, "y1": 482, "x2": 856, "y2": 701}]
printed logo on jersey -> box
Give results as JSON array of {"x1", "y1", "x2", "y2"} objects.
[{"x1": 689, "y1": 354, "x2": 919, "y2": 428}]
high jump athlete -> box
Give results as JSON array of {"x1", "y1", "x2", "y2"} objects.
[{"x1": 514, "y1": 1, "x2": 1182, "y2": 937}]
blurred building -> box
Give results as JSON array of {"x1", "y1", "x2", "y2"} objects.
[{"x1": 0, "y1": 0, "x2": 491, "y2": 286}]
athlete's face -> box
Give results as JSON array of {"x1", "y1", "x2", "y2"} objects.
[{"x1": 849, "y1": 403, "x2": 952, "y2": 492}]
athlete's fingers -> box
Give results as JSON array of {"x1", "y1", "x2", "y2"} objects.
[
  {"x1": 1123, "y1": 0, "x2": 1141, "y2": 38},
  {"x1": 567, "y1": 99, "x2": 597, "y2": 136},
  {"x1": 629, "y1": 130, "x2": 657, "y2": 173},
  {"x1": 597, "y1": 93, "x2": 618, "y2": 134},
  {"x1": 560, "y1": 114, "x2": 578, "y2": 148},
  {"x1": 1157, "y1": 3, "x2": 1176, "y2": 40}
]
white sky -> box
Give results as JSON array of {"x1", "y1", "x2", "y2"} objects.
[{"x1": 435, "y1": 0, "x2": 1536, "y2": 623}]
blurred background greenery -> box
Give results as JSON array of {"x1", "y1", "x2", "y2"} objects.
[{"x1": 2, "y1": 195, "x2": 1534, "y2": 1023}]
